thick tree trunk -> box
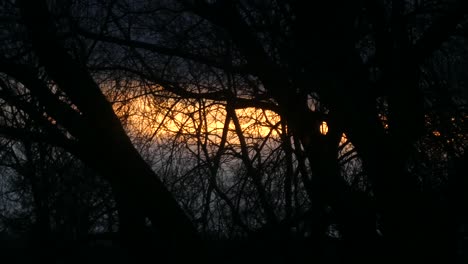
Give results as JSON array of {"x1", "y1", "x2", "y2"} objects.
[{"x1": 17, "y1": 0, "x2": 203, "y2": 260}]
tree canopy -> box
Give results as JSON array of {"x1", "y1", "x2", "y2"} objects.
[{"x1": 0, "y1": 0, "x2": 466, "y2": 263}]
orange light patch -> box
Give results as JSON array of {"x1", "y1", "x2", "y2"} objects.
[
  {"x1": 113, "y1": 96, "x2": 281, "y2": 145},
  {"x1": 320, "y1": 121, "x2": 328, "y2": 135}
]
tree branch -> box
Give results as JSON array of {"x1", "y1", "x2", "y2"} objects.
[
  {"x1": 0, "y1": 125, "x2": 79, "y2": 155},
  {"x1": 76, "y1": 27, "x2": 251, "y2": 74},
  {"x1": 0, "y1": 59, "x2": 87, "y2": 139},
  {"x1": 412, "y1": 0, "x2": 468, "y2": 62}
]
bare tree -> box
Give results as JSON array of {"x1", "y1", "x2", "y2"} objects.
[{"x1": 0, "y1": 0, "x2": 466, "y2": 263}]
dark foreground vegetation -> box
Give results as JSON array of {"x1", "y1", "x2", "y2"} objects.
[{"x1": 0, "y1": 0, "x2": 467, "y2": 263}]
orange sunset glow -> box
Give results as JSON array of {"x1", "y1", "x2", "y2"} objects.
[{"x1": 112, "y1": 95, "x2": 282, "y2": 146}]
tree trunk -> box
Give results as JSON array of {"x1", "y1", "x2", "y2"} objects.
[{"x1": 17, "y1": 0, "x2": 203, "y2": 260}]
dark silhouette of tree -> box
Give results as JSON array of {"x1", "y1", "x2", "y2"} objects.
[
  {"x1": 0, "y1": 0, "x2": 202, "y2": 262},
  {"x1": 0, "y1": 0, "x2": 466, "y2": 263}
]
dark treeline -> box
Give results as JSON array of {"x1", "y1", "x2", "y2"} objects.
[{"x1": 0, "y1": 0, "x2": 466, "y2": 263}]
